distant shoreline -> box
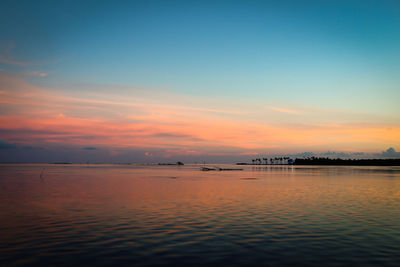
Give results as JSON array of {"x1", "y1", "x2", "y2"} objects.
[
  {"x1": 238, "y1": 158, "x2": 400, "y2": 166},
  {"x1": 0, "y1": 159, "x2": 399, "y2": 166}
]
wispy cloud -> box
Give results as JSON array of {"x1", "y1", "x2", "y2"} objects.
[
  {"x1": 0, "y1": 42, "x2": 31, "y2": 66},
  {"x1": 25, "y1": 71, "x2": 47, "y2": 77},
  {"x1": 0, "y1": 74, "x2": 399, "y2": 156},
  {"x1": 0, "y1": 56, "x2": 31, "y2": 67},
  {"x1": 267, "y1": 106, "x2": 301, "y2": 114}
]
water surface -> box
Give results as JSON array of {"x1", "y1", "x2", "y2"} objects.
[{"x1": 1, "y1": 164, "x2": 399, "y2": 266}]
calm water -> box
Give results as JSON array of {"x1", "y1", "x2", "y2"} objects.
[{"x1": 0, "y1": 164, "x2": 399, "y2": 266}]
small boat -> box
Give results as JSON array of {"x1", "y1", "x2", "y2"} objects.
[
  {"x1": 201, "y1": 167, "x2": 217, "y2": 171},
  {"x1": 201, "y1": 166, "x2": 243, "y2": 171}
]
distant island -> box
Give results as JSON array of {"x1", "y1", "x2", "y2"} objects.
[
  {"x1": 238, "y1": 157, "x2": 400, "y2": 166},
  {"x1": 294, "y1": 157, "x2": 400, "y2": 166},
  {"x1": 158, "y1": 162, "x2": 184, "y2": 166}
]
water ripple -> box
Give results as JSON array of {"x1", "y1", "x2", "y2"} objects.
[{"x1": 1, "y1": 164, "x2": 400, "y2": 266}]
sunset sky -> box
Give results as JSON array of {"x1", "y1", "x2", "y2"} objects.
[{"x1": 1, "y1": 0, "x2": 399, "y2": 163}]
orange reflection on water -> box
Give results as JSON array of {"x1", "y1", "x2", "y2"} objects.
[{"x1": 1, "y1": 164, "x2": 400, "y2": 266}]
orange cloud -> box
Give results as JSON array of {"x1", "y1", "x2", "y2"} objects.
[{"x1": 0, "y1": 74, "x2": 399, "y2": 155}]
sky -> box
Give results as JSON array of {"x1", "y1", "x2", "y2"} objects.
[{"x1": 0, "y1": 0, "x2": 399, "y2": 163}]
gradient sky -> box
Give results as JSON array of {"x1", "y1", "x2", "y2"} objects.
[{"x1": 0, "y1": 0, "x2": 399, "y2": 162}]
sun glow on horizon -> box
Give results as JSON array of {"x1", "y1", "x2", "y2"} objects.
[{"x1": 0, "y1": 73, "x2": 399, "y2": 162}]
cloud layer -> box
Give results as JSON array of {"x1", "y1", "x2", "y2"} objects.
[{"x1": 0, "y1": 74, "x2": 399, "y2": 162}]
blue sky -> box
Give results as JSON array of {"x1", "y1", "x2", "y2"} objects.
[{"x1": 0, "y1": 0, "x2": 399, "y2": 162}]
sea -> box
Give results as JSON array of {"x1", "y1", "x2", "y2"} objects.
[{"x1": 0, "y1": 164, "x2": 399, "y2": 266}]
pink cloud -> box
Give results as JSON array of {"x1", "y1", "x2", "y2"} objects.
[{"x1": 0, "y1": 74, "x2": 399, "y2": 156}]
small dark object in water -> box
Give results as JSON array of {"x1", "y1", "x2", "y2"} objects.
[
  {"x1": 40, "y1": 168, "x2": 45, "y2": 178},
  {"x1": 158, "y1": 162, "x2": 184, "y2": 165},
  {"x1": 201, "y1": 167, "x2": 243, "y2": 171},
  {"x1": 201, "y1": 167, "x2": 217, "y2": 171}
]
